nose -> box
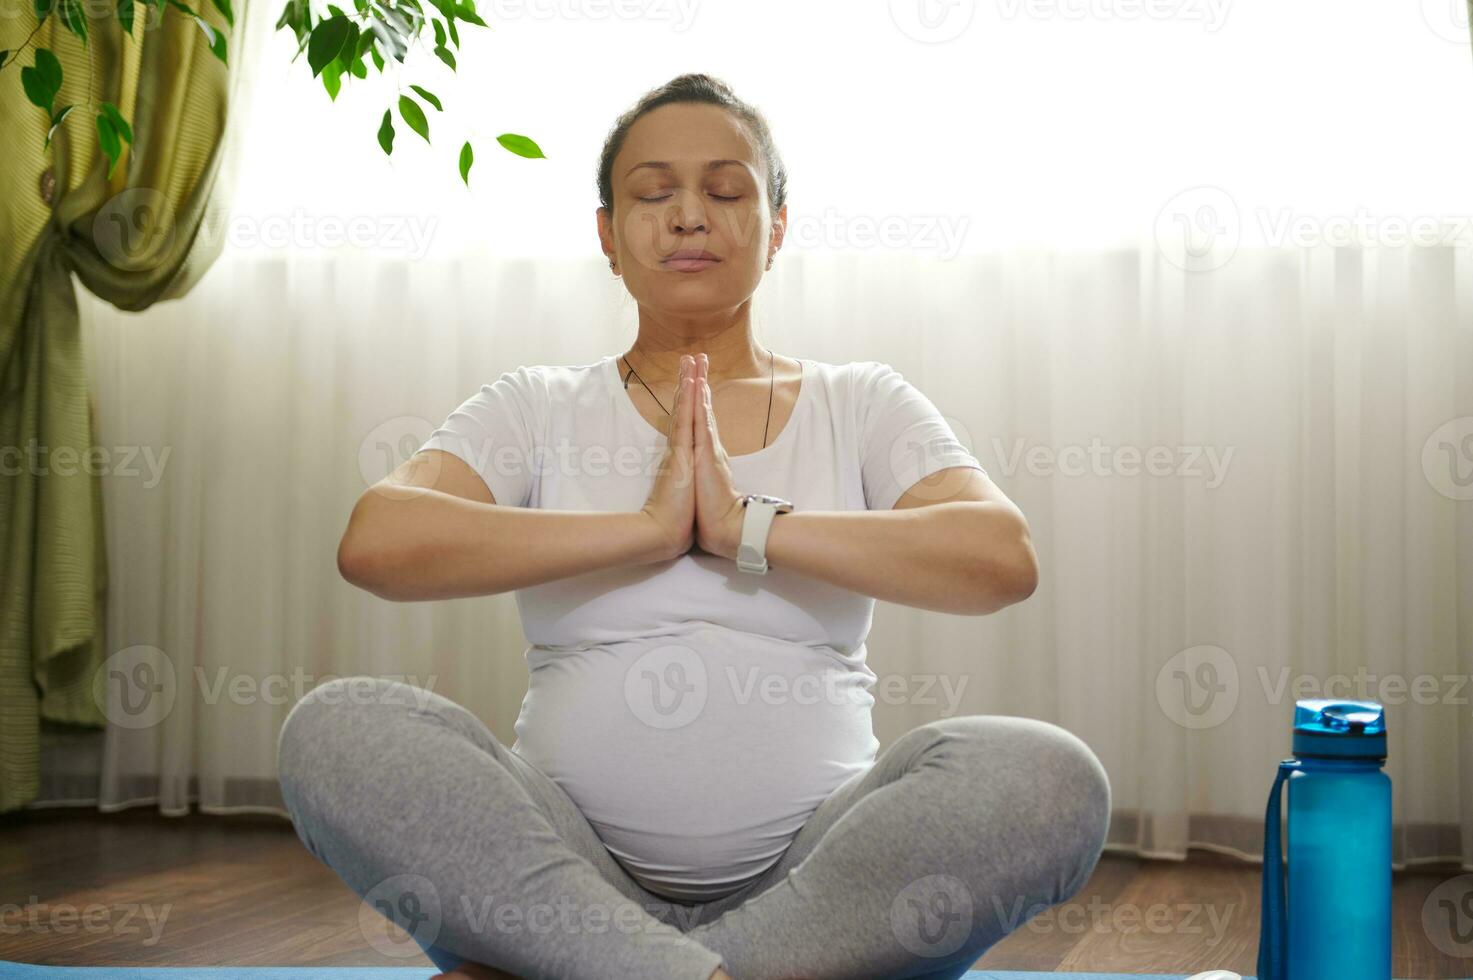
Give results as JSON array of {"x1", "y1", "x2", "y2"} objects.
[{"x1": 667, "y1": 189, "x2": 709, "y2": 234}]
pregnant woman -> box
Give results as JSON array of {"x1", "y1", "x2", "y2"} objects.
[{"x1": 275, "y1": 74, "x2": 1110, "y2": 980}]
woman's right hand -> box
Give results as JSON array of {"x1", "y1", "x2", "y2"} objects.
[{"x1": 638, "y1": 354, "x2": 697, "y2": 562}]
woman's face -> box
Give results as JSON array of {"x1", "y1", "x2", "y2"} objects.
[{"x1": 599, "y1": 102, "x2": 785, "y2": 316}]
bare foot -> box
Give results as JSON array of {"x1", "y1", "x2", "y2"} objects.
[{"x1": 429, "y1": 962, "x2": 521, "y2": 980}]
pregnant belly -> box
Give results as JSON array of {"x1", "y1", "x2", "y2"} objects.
[{"x1": 510, "y1": 624, "x2": 879, "y2": 902}]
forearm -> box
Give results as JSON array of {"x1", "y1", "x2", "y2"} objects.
[
  {"x1": 338, "y1": 487, "x2": 667, "y2": 602},
  {"x1": 761, "y1": 501, "x2": 1038, "y2": 615}
]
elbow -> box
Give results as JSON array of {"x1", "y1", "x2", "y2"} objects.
[
  {"x1": 1007, "y1": 536, "x2": 1039, "y2": 605},
  {"x1": 337, "y1": 504, "x2": 402, "y2": 600},
  {"x1": 973, "y1": 515, "x2": 1039, "y2": 614},
  {"x1": 337, "y1": 530, "x2": 383, "y2": 595}
]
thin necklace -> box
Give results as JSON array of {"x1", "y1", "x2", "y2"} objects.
[{"x1": 622, "y1": 347, "x2": 777, "y2": 448}]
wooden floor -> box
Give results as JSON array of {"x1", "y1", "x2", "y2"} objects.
[{"x1": 0, "y1": 808, "x2": 1466, "y2": 978}]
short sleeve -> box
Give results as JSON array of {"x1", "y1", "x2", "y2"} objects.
[
  {"x1": 418, "y1": 367, "x2": 541, "y2": 508},
  {"x1": 857, "y1": 361, "x2": 986, "y2": 511}
]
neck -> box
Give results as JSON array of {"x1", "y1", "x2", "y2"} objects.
[{"x1": 620, "y1": 321, "x2": 769, "y2": 382}]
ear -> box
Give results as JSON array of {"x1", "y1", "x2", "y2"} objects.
[{"x1": 596, "y1": 206, "x2": 617, "y2": 268}]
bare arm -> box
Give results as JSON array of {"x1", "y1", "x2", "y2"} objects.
[
  {"x1": 762, "y1": 467, "x2": 1038, "y2": 616},
  {"x1": 337, "y1": 449, "x2": 670, "y2": 602}
]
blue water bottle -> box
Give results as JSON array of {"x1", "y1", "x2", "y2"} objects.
[{"x1": 1257, "y1": 699, "x2": 1391, "y2": 980}]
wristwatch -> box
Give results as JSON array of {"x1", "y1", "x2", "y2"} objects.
[{"x1": 736, "y1": 493, "x2": 794, "y2": 574}]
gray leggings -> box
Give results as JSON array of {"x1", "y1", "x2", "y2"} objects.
[{"x1": 276, "y1": 676, "x2": 1110, "y2": 980}]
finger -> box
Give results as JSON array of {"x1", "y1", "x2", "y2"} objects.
[
  {"x1": 692, "y1": 358, "x2": 709, "y2": 453},
  {"x1": 674, "y1": 356, "x2": 695, "y2": 482}
]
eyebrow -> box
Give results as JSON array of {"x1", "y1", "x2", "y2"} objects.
[{"x1": 624, "y1": 159, "x2": 749, "y2": 178}]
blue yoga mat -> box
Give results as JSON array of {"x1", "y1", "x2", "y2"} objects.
[{"x1": 0, "y1": 966, "x2": 1275, "y2": 979}]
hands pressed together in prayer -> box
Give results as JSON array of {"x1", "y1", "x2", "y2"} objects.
[{"x1": 639, "y1": 353, "x2": 751, "y2": 564}]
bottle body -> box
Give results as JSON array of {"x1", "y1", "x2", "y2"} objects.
[{"x1": 1285, "y1": 757, "x2": 1392, "y2": 980}]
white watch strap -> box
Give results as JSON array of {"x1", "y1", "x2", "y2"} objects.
[{"x1": 737, "y1": 498, "x2": 780, "y2": 574}]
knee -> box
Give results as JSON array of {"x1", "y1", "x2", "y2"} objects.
[
  {"x1": 275, "y1": 675, "x2": 410, "y2": 798},
  {"x1": 912, "y1": 715, "x2": 1112, "y2": 893}
]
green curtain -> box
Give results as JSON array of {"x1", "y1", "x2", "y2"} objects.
[{"x1": 0, "y1": 0, "x2": 242, "y2": 811}]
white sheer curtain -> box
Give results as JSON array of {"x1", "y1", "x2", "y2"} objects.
[{"x1": 35, "y1": 0, "x2": 1473, "y2": 869}]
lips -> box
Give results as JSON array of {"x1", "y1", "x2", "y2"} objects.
[{"x1": 661, "y1": 249, "x2": 721, "y2": 272}]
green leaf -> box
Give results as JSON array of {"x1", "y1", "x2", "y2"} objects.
[
  {"x1": 367, "y1": 10, "x2": 407, "y2": 62},
  {"x1": 398, "y1": 94, "x2": 429, "y2": 143},
  {"x1": 96, "y1": 113, "x2": 122, "y2": 178},
  {"x1": 408, "y1": 84, "x2": 441, "y2": 111},
  {"x1": 20, "y1": 49, "x2": 63, "y2": 113},
  {"x1": 275, "y1": 0, "x2": 309, "y2": 39},
  {"x1": 45, "y1": 104, "x2": 73, "y2": 148},
  {"x1": 431, "y1": 17, "x2": 444, "y2": 46},
  {"x1": 35, "y1": 47, "x2": 63, "y2": 91},
  {"x1": 326, "y1": 3, "x2": 346, "y2": 15},
  {"x1": 348, "y1": 55, "x2": 366, "y2": 78},
  {"x1": 451, "y1": 1, "x2": 484, "y2": 25},
  {"x1": 447, "y1": 17, "x2": 458, "y2": 46},
  {"x1": 0, "y1": 51, "x2": 9, "y2": 69},
  {"x1": 33, "y1": 0, "x2": 55, "y2": 24},
  {"x1": 353, "y1": 27, "x2": 373, "y2": 60},
  {"x1": 210, "y1": 0, "x2": 232, "y2": 26},
  {"x1": 166, "y1": 2, "x2": 226, "y2": 65},
  {"x1": 308, "y1": 15, "x2": 352, "y2": 76},
  {"x1": 369, "y1": 43, "x2": 383, "y2": 71},
  {"x1": 205, "y1": 19, "x2": 229, "y2": 62},
  {"x1": 458, "y1": 140, "x2": 473, "y2": 186},
  {"x1": 432, "y1": 43, "x2": 454, "y2": 71},
  {"x1": 117, "y1": 0, "x2": 133, "y2": 33},
  {"x1": 376, "y1": 107, "x2": 394, "y2": 155},
  {"x1": 496, "y1": 133, "x2": 545, "y2": 159},
  {"x1": 59, "y1": 0, "x2": 88, "y2": 42},
  {"x1": 322, "y1": 60, "x2": 342, "y2": 99},
  {"x1": 99, "y1": 102, "x2": 133, "y2": 144}
]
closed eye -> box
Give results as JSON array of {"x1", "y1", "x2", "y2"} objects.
[{"x1": 638, "y1": 194, "x2": 743, "y2": 202}]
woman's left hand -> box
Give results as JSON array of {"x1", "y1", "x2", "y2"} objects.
[{"x1": 692, "y1": 354, "x2": 748, "y2": 562}]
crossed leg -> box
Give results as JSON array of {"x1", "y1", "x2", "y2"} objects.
[{"x1": 277, "y1": 676, "x2": 1110, "y2": 980}]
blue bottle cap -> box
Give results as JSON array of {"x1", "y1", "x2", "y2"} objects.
[{"x1": 1292, "y1": 699, "x2": 1387, "y2": 760}]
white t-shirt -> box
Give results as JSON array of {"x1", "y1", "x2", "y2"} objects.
[{"x1": 419, "y1": 353, "x2": 986, "y2": 901}]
